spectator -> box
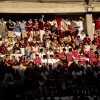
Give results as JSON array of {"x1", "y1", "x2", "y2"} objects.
[{"x1": 6, "y1": 19, "x2": 14, "y2": 38}]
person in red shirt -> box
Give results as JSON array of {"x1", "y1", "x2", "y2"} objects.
[
  {"x1": 89, "y1": 55, "x2": 97, "y2": 65},
  {"x1": 26, "y1": 19, "x2": 33, "y2": 38},
  {"x1": 44, "y1": 20, "x2": 51, "y2": 30},
  {"x1": 19, "y1": 38, "x2": 26, "y2": 48},
  {"x1": 84, "y1": 34, "x2": 91, "y2": 45},
  {"x1": 95, "y1": 36, "x2": 100, "y2": 46},
  {"x1": 33, "y1": 54, "x2": 41, "y2": 65},
  {"x1": 19, "y1": 55, "x2": 25, "y2": 65},
  {"x1": 0, "y1": 43, "x2": 7, "y2": 54},
  {"x1": 33, "y1": 19, "x2": 39, "y2": 31},
  {"x1": 10, "y1": 55, "x2": 18, "y2": 66},
  {"x1": 79, "y1": 54, "x2": 86, "y2": 65},
  {"x1": 93, "y1": 17, "x2": 100, "y2": 30},
  {"x1": 4, "y1": 55, "x2": 11, "y2": 67},
  {"x1": 39, "y1": 15, "x2": 45, "y2": 42},
  {"x1": 66, "y1": 48, "x2": 73, "y2": 64},
  {"x1": 88, "y1": 48, "x2": 94, "y2": 58}
]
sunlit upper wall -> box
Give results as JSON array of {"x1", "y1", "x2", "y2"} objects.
[{"x1": 0, "y1": 0, "x2": 83, "y2": 2}]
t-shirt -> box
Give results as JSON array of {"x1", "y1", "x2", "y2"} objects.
[
  {"x1": 89, "y1": 57, "x2": 97, "y2": 65},
  {"x1": 94, "y1": 18, "x2": 100, "y2": 30},
  {"x1": 33, "y1": 57, "x2": 41, "y2": 65},
  {"x1": 6, "y1": 22, "x2": 14, "y2": 31},
  {"x1": 0, "y1": 23, "x2": 6, "y2": 33}
]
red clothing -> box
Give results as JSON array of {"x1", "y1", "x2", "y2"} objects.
[
  {"x1": 88, "y1": 51, "x2": 94, "y2": 58},
  {"x1": 26, "y1": 21, "x2": 33, "y2": 32},
  {"x1": 58, "y1": 52, "x2": 64, "y2": 58},
  {"x1": 84, "y1": 37, "x2": 91, "y2": 45},
  {"x1": 27, "y1": 41, "x2": 34, "y2": 46},
  {"x1": 89, "y1": 57, "x2": 97, "y2": 65},
  {"x1": 5, "y1": 59, "x2": 11, "y2": 66},
  {"x1": 79, "y1": 57, "x2": 86, "y2": 65},
  {"x1": 33, "y1": 57, "x2": 41, "y2": 65},
  {"x1": 32, "y1": 22, "x2": 39, "y2": 31},
  {"x1": 19, "y1": 41, "x2": 26, "y2": 47},
  {"x1": 44, "y1": 22, "x2": 51, "y2": 29},
  {"x1": 98, "y1": 58, "x2": 100, "y2": 65},
  {"x1": 0, "y1": 46, "x2": 7, "y2": 53},
  {"x1": 68, "y1": 24, "x2": 72, "y2": 32},
  {"x1": 19, "y1": 57, "x2": 25, "y2": 64},
  {"x1": 84, "y1": 51, "x2": 89, "y2": 55},
  {"x1": 66, "y1": 53, "x2": 73, "y2": 62},
  {"x1": 94, "y1": 18, "x2": 100, "y2": 30},
  {"x1": 72, "y1": 50, "x2": 79, "y2": 60},
  {"x1": 39, "y1": 21, "x2": 45, "y2": 30},
  {"x1": 72, "y1": 50, "x2": 79, "y2": 57},
  {"x1": 59, "y1": 31, "x2": 64, "y2": 38},
  {"x1": 94, "y1": 33, "x2": 98, "y2": 38},
  {"x1": 95, "y1": 37, "x2": 100, "y2": 46}
]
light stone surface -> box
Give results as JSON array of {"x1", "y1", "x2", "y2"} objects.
[
  {"x1": 0, "y1": 1, "x2": 99, "y2": 13},
  {"x1": 86, "y1": 14, "x2": 93, "y2": 40},
  {"x1": 0, "y1": 2, "x2": 86, "y2": 13}
]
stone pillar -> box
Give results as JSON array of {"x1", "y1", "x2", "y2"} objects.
[{"x1": 86, "y1": 13, "x2": 93, "y2": 40}]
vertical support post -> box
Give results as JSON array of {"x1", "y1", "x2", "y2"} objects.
[{"x1": 86, "y1": 13, "x2": 93, "y2": 40}]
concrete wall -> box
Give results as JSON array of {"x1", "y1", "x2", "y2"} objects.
[{"x1": 0, "y1": 2, "x2": 86, "y2": 13}]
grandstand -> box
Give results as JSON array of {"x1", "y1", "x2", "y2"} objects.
[{"x1": 0, "y1": 0, "x2": 100, "y2": 100}]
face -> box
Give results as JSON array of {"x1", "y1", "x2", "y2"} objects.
[
  {"x1": 16, "y1": 43, "x2": 19, "y2": 47},
  {"x1": 12, "y1": 56, "x2": 15, "y2": 60},
  {"x1": 1, "y1": 18, "x2": 4, "y2": 23},
  {"x1": 82, "y1": 32, "x2": 85, "y2": 34},
  {"x1": 9, "y1": 19, "x2": 11, "y2": 23}
]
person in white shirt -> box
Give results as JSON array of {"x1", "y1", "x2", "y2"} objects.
[
  {"x1": 78, "y1": 30, "x2": 86, "y2": 40},
  {"x1": 47, "y1": 48, "x2": 54, "y2": 58},
  {"x1": 48, "y1": 55, "x2": 55, "y2": 65},
  {"x1": 41, "y1": 55, "x2": 47, "y2": 64},
  {"x1": 84, "y1": 42, "x2": 91, "y2": 51},
  {"x1": 38, "y1": 48, "x2": 45, "y2": 58},
  {"x1": 76, "y1": 17, "x2": 84, "y2": 35}
]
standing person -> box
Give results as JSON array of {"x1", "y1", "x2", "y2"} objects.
[
  {"x1": 26, "y1": 19, "x2": 33, "y2": 38},
  {"x1": 39, "y1": 15, "x2": 45, "y2": 42},
  {"x1": 44, "y1": 20, "x2": 51, "y2": 30},
  {"x1": 14, "y1": 21, "x2": 21, "y2": 38},
  {"x1": 71, "y1": 19, "x2": 80, "y2": 36},
  {"x1": 33, "y1": 54, "x2": 41, "y2": 66},
  {"x1": 6, "y1": 19, "x2": 14, "y2": 38},
  {"x1": 76, "y1": 17, "x2": 84, "y2": 36},
  {"x1": 20, "y1": 20, "x2": 27, "y2": 39},
  {"x1": 93, "y1": 17, "x2": 100, "y2": 31},
  {"x1": 33, "y1": 19, "x2": 39, "y2": 41},
  {"x1": 0, "y1": 18, "x2": 7, "y2": 38},
  {"x1": 78, "y1": 30, "x2": 86, "y2": 40}
]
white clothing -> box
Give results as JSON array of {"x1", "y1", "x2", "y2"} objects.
[
  {"x1": 84, "y1": 45, "x2": 90, "y2": 51},
  {"x1": 14, "y1": 32, "x2": 21, "y2": 37},
  {"x1": 41, "y1": 59, "x2": 47, "y2": 64},
  {"x1": 76, "y1": 21, "x2": 83, "y2": 35},
  {"x1": 40, "y1": 30, "x2": 45, "y2": 42},
  {"x1": 20, "y1": 48, "x2": 25, "y2": 55}
]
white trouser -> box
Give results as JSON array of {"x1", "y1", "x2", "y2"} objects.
[{"x1": 40, "y1": 30, "x2": 45, "y2": 42}]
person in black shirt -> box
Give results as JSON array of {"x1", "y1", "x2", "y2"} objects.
[
  {"x1": 6, "y1": 19, "x2": 14, "y2": 38},
  {"x1": 13, "y1": 42, "x2": 21, "y2": 54}
]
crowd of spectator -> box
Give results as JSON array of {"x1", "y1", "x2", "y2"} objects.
[{"x1": 0, "y1": 15, "x2": 100, "y2": 100}]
